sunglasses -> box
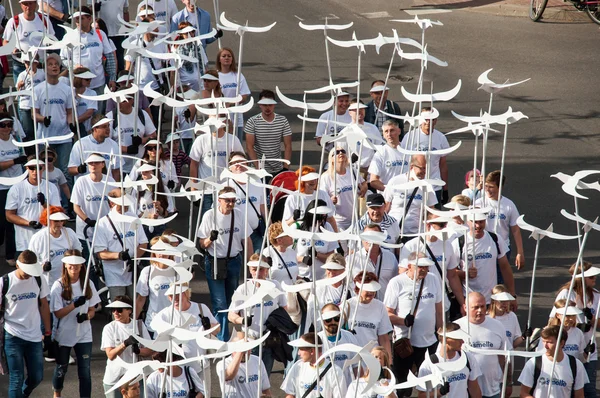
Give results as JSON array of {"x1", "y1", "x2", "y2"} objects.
[
  {"x1": 335, "y1": 149, "x2": 346, "y2": 155},
  {"x1": 111, "y1": 308, "x2": 126, "y2": 313},
  {"x1": 41, "y1": 157, "x2": 54, "y2": 162},
  {"x1": 0, "y1": 122, "x2": 13, "y2": 128},
  {"x1": 26, "y1": 166, "x2": 44, "y2": 171},
  {"x1": 146, "y1": 146, "x2": 157, "y2": 151},
  {"x1": 324, "y1": 316, "x2": 340, "y2": 323},
  {"x1": 221, "y1": 199, "x2": 236, "y2": 204}
]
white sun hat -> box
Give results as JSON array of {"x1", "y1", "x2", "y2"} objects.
[{"x1": 16, "y1": 260, "x2": 43, "y2": 277}]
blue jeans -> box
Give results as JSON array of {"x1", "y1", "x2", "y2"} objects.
[
  {"x1": 93, "y1": 86, "x2": 107, "y2": 115},
  {"x1": 583, "y1": 360, "x2": 597, "y2": 398},
  {"x1": 250, "y1": 229, "x2": 264, "y2": 254},
  {"x1": 18, "y1": 109, "x2": 34, "y2": 144},
  {"x1": 200, "y1": 193, "x2": 213, "y2": 221},
  {"x1": 53, "y1": 342, "x2": 92, "y2": 397},
  {"x1": 205, "y1": 254, "x2": 241, "y2": 341},
  {"x1": 252, "y1": 345, "x2": 275, "y2": 376},
  {"x1": 50, "y1": 141, "x2": 73, "y2": 191},
  {"x1": 12, "y1": 60, "x2": 25, "y2": 89},
  {"x1": 4, "y1": 332, "x2": 44, "y2": 398},
  {"x1": 483, "y1": 395, "x2": 501, "y2": 398}
]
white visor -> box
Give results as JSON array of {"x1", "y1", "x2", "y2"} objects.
[
  {"x1": 218, "y1": 192, "x2": 237, "y2": 200},
  {"x1": 201, "y1": 73, "x2": 219, "y2": 81},
  {"x1": 369, "y1": 85, "x2": 389, "y2": 93},
  {"x1": 320, "y1": 310, "x2": 341, "y2": 321},
  {"x1": 321, "y1": 262, "x2": 345, "y2": 270},
  {"x1": 348, "y1": 103, "x2": 368, "y2": 111},
  {"x1": 117, "y1": 74, "x2": 134, "y2": 83},
  {"x1": 577, "y1": 266, "x2": 600, "y2": 278},
  {"x1": 137, "y1": 9, "x2": 155, "y2": 18},
  {"x1": 108, "y1": 195, "x2": 135, "y2": 207},
  {"x1": 427, "y1": 216, "x2": 452, "y2": 224},
  {"x1": 247, "y1": 260, "x2": 270, "y2": 269},
  {"x1": 445, "y1": 328, "x2": 470, "y2": 341},
  {"x1": 49, "y1": 212, "x2": 70, "y2": 221},
  {"x1": 558, "y1": 306, "x2": 583, "y2": 316},
  {"x1": 355, "y1": 281, "x2": 381, "y2": 292},
  {"x1": 62, "y1": 255, "x2": 86, "y2": 265},
  {"x1": 85, "y1": 154, "x2": 106, "y2": 164},
  {"x1": 229, "y1": 154, "x2": 247, "y2": 164},
  {"x1": 257, "y1": 98, "x2": 277, "y2": 105},
  {"x1": 144, "y1": 139, "x2": 160, "y2": 147},
  {"x1": 300, "y1": 172, "x2": 320, "y2": 182},
  {"x1": 74, "y1": 71, "x2": 96, "y2": 79},
  {"x1": 288, "y1": 338, "x2": 321, "y2": 348},
  {"x1": 136, "y1": 163, "x2": 156, "y2": 173},
  {"x1": 467, "y1": 212, "x2": 488, "y2": 222},
  {"x1": 24, "y1": 159, "x2": 44, "y2": 167},
  {"x1": 91, "y1": 118, "x2": 112, "y2": 129},
  {"x1": 444, "y1": 202, "x2": 469, "y2": 210},
  {"x1": 106, "y1": 300, "x2": 132, "y2": 309},
  {"x1": 165, "y1": 284, "x2": 189, "y2": 296},
  {"x1": 275, "y1": 231, "x2": 289, "y2": 239},
  {"x1": 307, "y1": 206, "x2": 331, "y2": 215},
  {"x1": 16, "y1": 260, "x2": 43, "y2": 277},
  {"x1": 165, "y1": 133, "x2": 180, "y2": 143},
  {"x1": 420, "y1": 108, "x2": 440, "y2": 120},
  {"x1": 411, "y1": 257, "x2": 435, "y2": 267},
  {"x1": 490, "y1": 292, "x2": 515, "y2": 302},
  {"x1": 336, "y1": 91, "x2": 350, "y2": 97},
  {"x1": 71, "y1": 11, "x2": 90, "y2": 18}
]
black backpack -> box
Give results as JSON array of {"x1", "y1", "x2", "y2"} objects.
[{"x1": 529, "y1": 354, "x2": 577, "y2": 397}]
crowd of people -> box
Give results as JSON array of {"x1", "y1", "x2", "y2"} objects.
[{"x1": 0, "y1": 0, "x2": 597, "y2": 397}]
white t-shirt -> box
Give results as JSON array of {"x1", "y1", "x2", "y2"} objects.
[
  {"x1": 189, "y1": 132, "x2": 244, "y2": 181},
  {"x1": 155, "y1": 301, "x2": 217, "y2": 373},
  {"x1": 494, "y1": 312, "x2": 522, "y2": 349},
  {"x1": 0, "y1": 137, "x2": 23, "y2": 190},
  {"x1": 230, "y1": 279, "x2": 287, "y2": 339},
  {"x1": 319, "y1": 169, "x2": 363, "y2": 230},
  {"x1": 345, "y1": 378, "x2": 395, "y2": 398},
  {"x1": 400, "y1": 128, "x2": 449, "y2": 190},
  {"x1": 518, "y1": 354, "x2": 587, "y2": 398},
  {"x1": 107, "y1": 109, "x2": 156, "y2": 173},
  {"x1": 368, "y1": 144, "x2": 409, "y2": 188},
  {"x1": 123, "y1": 37, "x2": 168, "y2": 90},
  {"x1": 460, "y1": 232, "x2": 509, "y2": 304},
  {"x1": 94, "y1": 208, "x2": 149, "y2": 287},
  {"x1": 318, "y1": 329, "x2": 358, "y2": 384},
  {"x1": 136, "y1": 189, "x2": 175, "y2": 218},
  {"x1": 216, "y1": 354, "x2": 270, "y2": 398},
  {"x1": 355, "y1": 122, "x2": 380, "y2": 169},
  {"x1": 282, "y1": 190, "x2": 335, "y2": 223},
  {"x1": 346, "y1": 297, "x2": 393, "y2": 347},
  {"x1": 197, "y1": 208, "x2": 251, "y2": 258},
  {"x1": 1, "y1": 271, "x2": 49, "y2": 342},
  {"x1": 69, "y1": 135, "x2": 120, "y2": 179},
  {"x1": 348, "y1": 247, "x2": 398, "y2": 301},
  {"x1": 60, "y1": 29, "x2": 113, "y2": 89},
  {"x1": 218, "y1": 71, "x2": 251, "y2": 128},
  {"x1": 146, "y1": 367, "x2": 204, "y2": 398},
  {"x1": 553, "y1": 288, "x2": 600, "y2": 361},
  {"x1": 3, "y1": 13, "x2": 55, "y2": 57},
  {"x1": 315, "y1": 110, "x2": 352, "y2": 142},
  {"x1": 75, "y1": 88, "x2": 99, "y2": 132},
  {"x1": 384, "y1": 272, "x2": 442, "y2": 347},
  {"x1": 28, "y1": 227, "x2": 82, "y2": 288},
  {"x1": 5, "y1": 178, "x2": 61, "y2": 251},
  {"x1": 417, "y1": 350, "x2": 481, "y2": 398},
  {"x1": 263, "y1": 245, "x2": 299, "y2": 285},
  {"x1": 33, "y1": 80, "x2": 73, "y2": 142},
  {"x1": 225, "y1": 178, "x2": 264, "y2": 231},
  {"x1": 296, "y1": 222, "x2": 339, "y2": 281},
  {"x1": 455, "y1": 316, "x2": 508, "y2": 396},
  {"x1": 17, "y1": 68, "x2": 45, "y2": 109},
  {"x1": 101, "y1": 319, "x2": 151, "y2": 385},
  {"x1": 384, "y1": 173, "x2": 438, "y2": 234},
  {"x1": 136, "y1": 265, "x2": 178, "y2": 332},
  {"x1": 137, "y1": 0, "x2": 177, "y2": 23},
  {"x1": 176, "y1": 105, "x2": 196, "y2": 139},
  {"x1": 281, "y1": 359, "x2": 347, "y2": 398},
  {"x1": 305, "y1": 284, "x2": 348, "y2": 334},
  {"x1": 97, "y1": 0, "x2": 129, "y2": 36},
  {"x1": 50, "y1": 279, "x2": 100, "y2": 347},
  {"x1": 71, "y1": 174, "x2": 115, "y2": 240},
  {"x1": 475, "y1": 196, "x2": 520, "y2": 248},
  {"x1": 43, "y1": 167, "x2": 67, "y2": 193}
]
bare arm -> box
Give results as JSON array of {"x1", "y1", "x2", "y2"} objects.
[
  {"x1": 34, "y1": 108, "x2": 45, "y2": 123},
  {"x1": 283, "y1": 135, "x2": 292, "y2": 168},
  {"x1": 245, "y1": 133, "x2": 258, "y2": 163},
  {"x1": 6, "y1": 209, "x2": 31, "y2": 227},
  {"x1": 378, "y1": 334, "x2": 392, "y2": 359},
  {"x1": 468, "y1": 379, "x2": 482, "y2": 398},
  {"x1": 387, "y1": 307, "x2": 408, "y2": 327},
  {"x1": 511, "y1": 224, "x2": 525, "y2": 270},
  {"x1": 519, "y1": 384, "x2": 534, "y2": 398},
  {"x1": 39, "y1": 298, "x2": 51, "y2": 333},
  {"x1": 224, "y1": 351, "x2": 244, "y2": 381},
  {"x1": 73, "y1": 204, "x2": 88, "y2": 222},
  {"x1": 447, "y1": 269, "x2": 465, "y2": 309},
  {"x1": 369, "y1": 175, "x2": 386, "y2": 192},
  {"x1": 60, "y1": 183, "x2": 70, "y2": 200},
  {"x1": 39, "y1": 2, "x2": 66, "y2": 20},
  {"x1": 66, "y1": 108, "x2": 73, "y2": 126},
  {"x1": 435, "y1": 301, "x2": 443, "y2": 330},
  {"x1": 112, "y1": 169, "x2": 121, "y2": 182},
  {"x1": 135, "y1": 294, "x2": 147, "y2": 319},
  {"x1": 97, "y1": 249, "x2": 121, "y2": 261},
  {"x1": 78, "y1": 109, "x2": 94, "y2": 124},
  {"x1": 498, "y1": 255, "x2": 516, "y2": 299},
  {"x1": 440, "y1": 156, "x2": 448, "y2": 189}
]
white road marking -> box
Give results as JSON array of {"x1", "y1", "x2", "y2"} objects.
[
  {"x1": 319, "y1": 14, "x2": 340, "y2": 20},
  {"x1": 294, "y1": 15, "x2": 304, "y2": 21},
  {"x1": 404, "y1": 9, "x2": 453, "y2": 15},
  {"x1": 361, "y1": 11, "x2": 392, "y2": 18}
]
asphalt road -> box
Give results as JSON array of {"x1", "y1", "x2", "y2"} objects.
[{"x1": 1, "y1": 0, "x2": 600, "y2": 396}]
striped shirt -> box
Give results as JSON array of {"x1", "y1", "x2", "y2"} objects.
[{"x1": 244, "y1": 113, "x2": 291, "y2": 173}]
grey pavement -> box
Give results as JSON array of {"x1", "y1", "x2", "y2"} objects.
[{"x1": 1, "y1": 0, "x2": 600, "y2": 396}]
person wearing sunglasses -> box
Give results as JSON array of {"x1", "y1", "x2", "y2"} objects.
[
  {"x1": 316, "y1": 303, "x2": 358, "y2": 384},
  {"x1": 129, "y1": 139, "x2": 178, "y2": 191},
  {"x1": 320, "y1": 145, "x2": 367, "y2": 233},
  {"x1": 0, "y1": 112, "x2": 27, "y2": 266},
  {"x1": 100, "y1": 295, "x2": 153, "y2": 398},
  {"x1": 6, "y1": 155, "x2": 61, "y2": 260}
]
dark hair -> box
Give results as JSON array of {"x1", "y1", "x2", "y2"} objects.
[
  {"x1": 60, "y1": 249, "x2": 92, "y2": 301},
  {"x1": 113, "y1": 295, "x2": 133, "y2": 307},
  {"x1": 353, "y1": 271, "x2": 379, "y2": 295},
  {"x1": 18, "y1": 250, "x2": 38, "y2": 264},
  {"x1": 541, "y1": 325, "x2": 568, "y2": 344},
  {"x1": 485, "y1": 170, "x2": 505, "y2": 188},
  {"x1": 135, "y1": 162, "x2": 169, "y2": 214},
  {"x1": 95, "y1": 18, "x2": 109, "y2": 37},
  {"x1": 300, "y1": 332, "x2": 322, "y2": 347},
  {"x1": 371, "y1": 80, "x2": 385, "y2": 88},
  {"x1": 259, "y1": 89, "x2": 275, "y2": 100},
  {"x1": 300, "y1": 199, "x2": 328, "y2": 231}
]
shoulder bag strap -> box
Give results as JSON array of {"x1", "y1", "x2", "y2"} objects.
[
  {"x1": 408, "y1": 275, "x2": 426, "y2": 332},
  {"x1": 398, "y1": 186, "x2": 420, "y2": 230},
  {"x1": 232, "y1": 180, "x2": 262, "y2": 221},
  {"x1": 376, "y1": 253, "x2": 384, "y2": 280},
  {"x1": 301, "y1": 362, "x2": 333, "y2": 398},
  {"x1": 142, "y1": 41, "x2": 165, "y2": 86},
  {"x1": 226, "y1": 210, "x2": 235, "y2": 259},
  {"x1": 272, "y1": 247, "x2": 293, "y2": 281},
  {"x1": 424, "y1": 242, "x2": 451, "y2": 295},
  {"x1": 106, "y1": 215, "x2": 125, "y2": 249}
]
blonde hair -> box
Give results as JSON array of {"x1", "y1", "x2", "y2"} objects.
[
  {"x1": 557, "y1": 260, "x2": 594, "y2": 306},
  {"x1": 327, "y1": 146, "x2": 349, "y2": 180},
  {"x1": 268, "y1": 222, "x2": 284, "y2": 246},
  {"x1": 451, "y1": 194, "x2": 471, "y2": 207},
  {"x1": 548, "y1": 299, "x2": 576, "y2": 327},
  {"x1": 488, "y1": 284, "x2": 509, "y2": 318}
]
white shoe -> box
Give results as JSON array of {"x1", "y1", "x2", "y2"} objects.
[
  {"x1": 44, "y1": 356, "x2": 56, "y2": 363},
  {"x1": 69, "y1": 356, "x2": 75, "y2": 364}
]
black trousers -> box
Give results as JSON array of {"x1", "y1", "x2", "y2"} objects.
[
  {"x1": 0, "y1": 189, "x2": 16, "y2": 260},
  {"x1": 393, "y1": 340, "x2": 438, "y2": 397}
]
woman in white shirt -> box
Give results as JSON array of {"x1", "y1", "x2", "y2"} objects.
[
  {"x1": 216, "y1": 47, "x2": 250, "y2": 142},
  {"x1": 345, "y1": 346, "x2": 397, "y2": 398},
  {"x1": 319, "y1": 146, "x2": 367, "y2": 231},
  {"x1": 101, "y1": 296, "x2": 154, "y2": 398},
  {"x1": 263, "y1": 221, "x2": 299, "y2": 285},
  {"x1": 129, "y1": 140, "x2": 178, "y2": 190},
  {"x1": 543, "y1": 299, "x2": 588, "y2": 364},
  {"x1": 347, "y1": 271, "x2": 393, "y2": 359},
  {"x1": 488, "y1": 284, "x2": 527, "y2": 349},
  {"x1": 50, "y1": 250, "x2": 100, "y2": 398},
  {"x1": 133, "y1": 164, "x2": 174, "y2": 240}
]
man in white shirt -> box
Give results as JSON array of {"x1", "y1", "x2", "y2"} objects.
[
  {"x1": 384, "y1": 154, "x2": 438, "y2": 238},
  {"x1": 96, "y1": 0, "x2": 130, "y2": 70},
  {"x1": 369, "y1": 119, "x2": 409, "y2": 192},
  {"x1": 385, "y1": 252, "x2": 443, "y2": 397},
  {"x1": 417, "y1": 323, "x2": 482, "y2": 398},
  {"x1": 281, "y1": 333, "x2": 347, "y2": 398},
  {"x1": 456, "y1": 212, "x2": 515, "y2": 305},
  {"x1": 198, "y1": 187, "x2": 252, "y2": 341},
  {"x1": 94, "y1": 189, "x2": 148, "y2": 300},
  {"x1": 1, "y1": 250, "x2": 51, "y2": 398},
  {"x1": 69, "y1": 114, "x2": 121, "y2": 182},
  {"x1": 315, "y1": 92, "x2": 351, "y2": 155},
  {"x1": 348, "y1": 98, "x2": 380, "y2": 170},
  {"x1": 519, "y1": 325, "x2": 587, "y2": 398},
  {"x1": 455, "y1": 292, "x2": 511, "y2": 398},
  {"x1": 6, "y1": 157, "x2": 61, "y2": 255},
  {"x1": 400, "y1": 107, "x2": 450, "y2": 206},
  {"x1": 216, "y1": 343, "x2": 271, "y2": 398}
]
